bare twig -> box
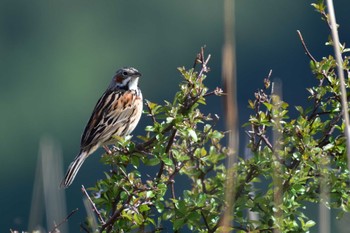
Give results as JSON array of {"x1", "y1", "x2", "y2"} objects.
[
  {"x1": 260, "y1": 134, "x2": 274, "y2": 151},
  {"x1": 81, "y1": 185, "x2": 105, "y2": 225},
  {"x1": 203, "y1": 87, "x2": 225, "y2": 97},
  {"x1": 48, "y1": 208, "x2": 78, "y2": 233},
  {"x1": 297, "y1": 30, "x2": 317, "y2": 63},
  {"x1": 194, "y1": 46, "x2": 211, "y2": 80},
  {"x1": 198, "y1": 55, "x2": 211, "y2": 79}
]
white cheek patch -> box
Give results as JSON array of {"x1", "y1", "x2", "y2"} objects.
[
  {"x1": 128, "y1": 77, "x2": 139, "y2": 91},
  {"x1": 122, "y1": 77, "x2": 131, "y2": 86}
]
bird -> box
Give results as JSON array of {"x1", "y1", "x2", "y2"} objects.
[{"x1": 61, "y1": 67, "x2": 143, "y2": 188}]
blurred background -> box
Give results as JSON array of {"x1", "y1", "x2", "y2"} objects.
[{"x1": 1, "y1": 0, "x2": 350, "y2": 232}]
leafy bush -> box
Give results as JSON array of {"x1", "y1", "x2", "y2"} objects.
[{"x1": 79, "y1": 2, "x2": 350, "y2": 232}]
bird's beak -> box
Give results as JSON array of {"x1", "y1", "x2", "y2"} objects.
[{"x1": 133, "y1": 71, "x2": 142, "y2": 77}]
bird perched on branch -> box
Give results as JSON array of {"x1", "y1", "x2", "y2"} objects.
[{"x1": 61, "y1": 67, "x2": 143, "y2": 188}]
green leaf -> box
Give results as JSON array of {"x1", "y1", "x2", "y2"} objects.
[
  {"x1": 295, "y1": 106, "x2": 303, "y2": 114},
  {"x1": 174, "y1": 218, "x2": 185, "y2": 230},
  {"x1": 130, "y1": 155, "x2": 139, "y2": 167},
  {"x1": 144, "y1": 158, "x2": 160, "y2": 166},
  {"x1": 263, "y1": 102, "x2": 273, "y2": 111},
  {"x1": 139, "y1": 204, "x2": 151, "y2": 212},
  {"x1": 304, "y1": 220, "x2": 316, "y2": 228},
  {"x1": 162, "y1": 157, "x2": 173, "y2": 166},
  {"x1": 188, "y1": 128, "x2": 198, "y2": 142}
]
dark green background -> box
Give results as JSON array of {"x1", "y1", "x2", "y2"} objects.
[{"x1": 1, "y1": 0, "x2": 350, "y2": 232}]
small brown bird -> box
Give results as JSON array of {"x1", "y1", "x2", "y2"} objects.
[{"x1": 61, "y1": 67, "x2": 143, "y2": 188}]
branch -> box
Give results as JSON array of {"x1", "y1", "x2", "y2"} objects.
[
  {"x1": 96, "y1": 47, "x2": 221, "y2": 232},
  {"x1": 156, "y1": 128, "x2": 177, "y2": 180},
  {"x1": 260, "y1": 133, "x2": 274, "y2": 152},
  {"x1": 318, "y1": 112, "x2": 342, "y2": 147},
  {"x1": 137, "y1": 48, "x2": 212, "y2": 154},
  {"x1": 203, "y1": 87, "x2": 225, "y2": 98},
  {"x1": 48, "y1": 208, "x2": 78, "y2": 233},
  {"x1": 297, "y1": 30, "x2": 317, "y2": 63},
  {"x1": 194, "y1": 46, "x2": 211, "y2": 78},
  {"x1": 102, "y1": 192, "x2": 133, "y2": 232},
  {"x1": 81, "y1": 185, "x2": 105, "y2": 225}
]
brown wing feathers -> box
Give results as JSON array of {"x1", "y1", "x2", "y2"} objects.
[{"x1": 80, "y1": 90, "x2": 137, "y2": 150}]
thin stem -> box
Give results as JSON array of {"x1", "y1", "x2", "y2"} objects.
[
  {"x1": 81, "y1": 185, "x2": 105, "y2": 225},
  {"x1": 48, "y1": 208, "x2": 79, "y2": 233},
  {"x1": 297, "y1": 30, "x2": 317, "y2": 63},
  {"x1": 156, "y1": 128, "x2": 177, "y2": 180},
  {"x1": 201, "y1": 211, "x2": 212, "y2": 233}
]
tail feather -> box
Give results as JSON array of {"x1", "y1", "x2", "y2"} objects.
[{"x1": 61, "y1": 151, "x2": 88, "y2": 188}]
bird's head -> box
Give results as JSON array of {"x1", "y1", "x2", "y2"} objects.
[{"x1": 109, "y1": 67, "x2": 142, "y2": 91}]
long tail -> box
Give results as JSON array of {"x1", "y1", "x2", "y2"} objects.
[{"x1": 60, "y1": 150, "x2": 88, "y2": 188}]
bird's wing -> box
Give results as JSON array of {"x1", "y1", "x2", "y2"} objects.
[{"x1": 80, "y1": 89, "x2": 139, "y2": 149}]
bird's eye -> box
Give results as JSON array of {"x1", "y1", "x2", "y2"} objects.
[{"x1": 122, "y1": 71, "x2": 128, "y2": 76}]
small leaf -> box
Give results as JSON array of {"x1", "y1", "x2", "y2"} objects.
[
  {"x1": 263, "y1": 102, "x2": 273, "y2": 111},
  {"x1": 139, "y1": 204, "x2": 151, "y2": 212},
  {"x1": 130, "y1": 156, "x2": 139, "y2": 168},
  {"x1": 188, "y1": 129, "x2": 198, "y2": 142},
  {"x1": 295, "y1": 106, "x2": 303, "y2": 114},
  {"x1": 163, "y1": 157, "x2": 173, "y2": 166},
  {"x1": 174, "y1": 218, "x2": 185, "y2": 230},
  {"x1": 144, "y1": 158, "x2": 160, "y2": 166},
  {"x1": 304, "y1": 220, "x2": 316, "y2": 228}
]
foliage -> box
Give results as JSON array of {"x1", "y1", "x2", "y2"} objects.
[
  {"x1": 78, "y1": 2, "x2": 350, "y2": 233},
  {"x1": 85, "y1": 49, "x2": 226, "y2": 233}
]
